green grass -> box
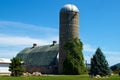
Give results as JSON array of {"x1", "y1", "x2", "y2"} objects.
[{"x1": 0, "y1": 75, "x2": 120, "y2": 80}]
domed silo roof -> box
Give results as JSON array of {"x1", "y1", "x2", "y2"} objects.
[{"x1": 60, "y1": 4, "x2": 79, "y2": 12}]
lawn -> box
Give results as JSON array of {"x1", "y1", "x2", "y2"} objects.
[{"x1": 0, "y1": 75, "x2": 120, "y2": 80}]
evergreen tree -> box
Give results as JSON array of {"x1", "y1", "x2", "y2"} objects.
[
  {"x1": 9, "y1": 57, "x2": 24, "y2": 76},
  {"x1": 90, "y1": 48, "x2": 110, "y2": 76},
  {"x1": 63, "y1": 38, "x2": 87, "y2": 75}
]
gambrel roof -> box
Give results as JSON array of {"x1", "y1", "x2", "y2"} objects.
[{"x1": 16, "y1": 44, "x2": 59, "y2": 67}]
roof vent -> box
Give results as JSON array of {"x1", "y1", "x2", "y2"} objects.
[
  {"x1": 32, "y1": 43, "x2": 37, "y2": 48},
  {"x1": 53, "y1": 41, "x2": 57, "y2": 45},
  {"x1": 50, "y1": 41, "x2": 57, "y2": 47}
]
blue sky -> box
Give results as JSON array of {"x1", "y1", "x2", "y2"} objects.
[{"x1": 0, "y1": 0, "x2": 120, "y2": 66}]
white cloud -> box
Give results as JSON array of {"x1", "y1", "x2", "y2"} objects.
[
  {"x1": 0, "y1": 20, "x2": 59, "y2": 46},
  {"x1": 0, "y1": 20, "x2": 59, "y2": 59},
  {"x1": 106, "y1": 57, "x2": 120, "y2": 66},
  {"x1": 83, "y1": 44, "x2": 120, "y2": 56},
  {"x1": 0, "y1": 34, "x2": 58, "y2": 59},
  {"x1": 0, "y1": 35, "x2": 48, "y2": 46},
  {"x1": 0, "y1": 20, "x2": 58, "y2": 32},
  {"x1": 84, "y1": 56, "x2": 120, "y2": 66},
  {"x1": 0, "y1": 34, "x2": 58, "y2": 46},
  {"x1": 0, "y1": 50, "x2": 18, "y2": 59},
  {"x1": 104, "y1": 51, "x2": 120, "y2": 55},
  {"x1": 83, "y1": 44, "x2": 120, "y2": 66},
  {"x1": 83, "y1": 44, "x2": 96, "y2": 52}
]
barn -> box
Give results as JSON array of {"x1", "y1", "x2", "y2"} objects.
[
  {"x1": 16, "y1": 42, "x2": 59, "y2": 74},
  {"x1": 0, "y1": 58, "x2": 11, "y2": 75}
]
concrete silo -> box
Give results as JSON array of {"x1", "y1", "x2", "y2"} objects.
[{"x1": 59, "y1": 4, "x2": 80, "y2": 73}]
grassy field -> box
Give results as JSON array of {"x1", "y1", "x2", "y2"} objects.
[{"x1": 0, "y1": 75, "x2": 120, "y2": 80}]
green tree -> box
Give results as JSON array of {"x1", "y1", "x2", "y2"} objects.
[
  {"x1": 63, "y1": 38, "x2": 87, "y2": 75},
  {"x1": 9, "y1": 57, "x2": 24, "y2": 76},
  {"x1": 90, "y1": 48, "x2": 110, "y2": 76}
]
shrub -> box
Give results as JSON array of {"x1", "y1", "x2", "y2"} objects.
[{"x1": 9, "y1": 57, "x2": 24, "y2": 76}]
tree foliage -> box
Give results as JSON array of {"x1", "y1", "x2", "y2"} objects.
[
  {"x1": 9, "y1": 57, "x2": 24, "y2": 76},
  {"x1": 63, "y1": 38, "x2": 87, "y2": 75},
  {"x1": 90, "y1": 48, "x2": 110, "y2": 76}
]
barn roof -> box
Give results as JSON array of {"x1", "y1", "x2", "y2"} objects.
[{"x1": 16, "y1": 44, "x2": 59, "y2": 67}]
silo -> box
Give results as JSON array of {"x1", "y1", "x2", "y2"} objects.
[{"x1": 59, "y1": 4, "x2": 79, "y2": 73}]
